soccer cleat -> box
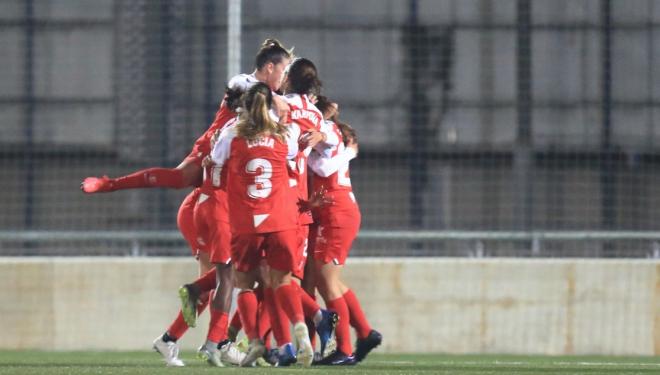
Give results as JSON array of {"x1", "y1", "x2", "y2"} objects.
[
  {"x1": 236, "y1": 337, "x2": 249, "y2": 352},
  {"x1": 276, "y1": 343, "x2": 297, "y2": 367},
  {"x1": 264, "y1": 348, "x2": 280, "y2": 366},
  {"x1": 354, "y1": 329, "x2": 382, "y2": 362},
  {"x1": 197, "y1": 342, "x2": 224, "y2": 367},
  {"x1": 313, "y1": 350, "x2": 357, "y2": 366},
  {"x1": 255, "y1": 357, "x2": 272, "y2": 367},
  {"x1": 239, "y1": 339, "x2": 266, "y2": 367},
  {"x1": 293, "y1": 322, "x2": 314, "y2": 367},
  {"x1": 81, "y1": 176, "x2": 113, "y2": 194},
  {"x1": 152, "y1": 336, "x2": 185, "y2": 367},
  {"x1": 315, "y1": 309, "x2": 338, "y2": 357},
  {"x1": 178, "y1": 285, "x2": 197, "y2": 328},
  {"x1": 218, "y1": 340, "x2": 246, "y2": 366}
]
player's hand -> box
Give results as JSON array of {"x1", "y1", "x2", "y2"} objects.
[
  {"x1": 300, "y1": 130, "x2": 326, "y2": 149},
  {"x1": 298, "y1": 187, "x2": 332, "y2": 212}
]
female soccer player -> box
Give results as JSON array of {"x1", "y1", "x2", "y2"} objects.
[
  {"x1": 258, "y1": 57, "x2": 342, "y2": 366},
  {"x1": 83, "y1": 39, "x2": 295, "y2": 367},
  {"x1": 210, "y1": 82, "x2": 314, "y2": 367},
  {"x1": 308, "y1": 100, "x2": 382, "y2": 365}
]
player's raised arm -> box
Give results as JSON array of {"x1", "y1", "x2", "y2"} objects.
[{"x1": 308, "y1": 139, "x2": 358, "y2": 178}]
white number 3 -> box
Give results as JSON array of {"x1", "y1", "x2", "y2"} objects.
[{"x1": 246, "y1": 158, "x2": 272, "y2": 198}]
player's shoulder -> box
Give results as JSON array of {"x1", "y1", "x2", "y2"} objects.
[
  {"x1": 284, "y1": 93, "x2": 302, "y2": 107},
  {"x1": 227, "y1": 73, "x2": 258, "y2": 91}
]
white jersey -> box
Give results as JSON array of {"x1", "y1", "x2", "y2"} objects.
[{"x1": 227, "y1": 73, "x2": 260, "y2": 91}]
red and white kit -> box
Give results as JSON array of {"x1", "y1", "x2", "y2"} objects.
[
  {"x1": 309, "y1": 120, "x2": 360, "y2": 265},
  {"x1": 184, "y1": 73, "x2": 260, "y2": 261},
  {"x1": 210, "y1": 121, "x2": 302, "y2": 273},
  {"x1": 284, "y1": 93, "x2": 339, "y2": 276}
]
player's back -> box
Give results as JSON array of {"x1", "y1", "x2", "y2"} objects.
[
  {"x1": 285, "y1": 93, "x2": 323, "y2": 132},
  {"x1": 226, "y1": 131, "x2": 298, "y2": 234}
]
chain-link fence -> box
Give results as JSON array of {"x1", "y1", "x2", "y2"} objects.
[{"x1": 1, "y1": 0, "x2": 659, "y2": 257}]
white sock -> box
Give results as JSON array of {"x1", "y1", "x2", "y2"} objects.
[{"x1": 205, "y1": 339, "x2": 218, "y2": 350}]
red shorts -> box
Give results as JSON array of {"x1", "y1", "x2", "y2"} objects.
[
  {"x1": 312, "y1": 223, "x2": 360, "y2": 266},
  {"x1": 293, "y1": 225, "x2": 310, "y2": 279},
  {"x1": 194, "y1": 192, "x2": 231, "y2": 264},
  {"x1": 177, "y1": 189, "x2": 200, "y2": 256},
  {"x1": 231, "y1": 229, "x2": 299, "y2": 273}
]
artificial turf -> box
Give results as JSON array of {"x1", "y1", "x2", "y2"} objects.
[{"x1": 0, "y1": 351, "x2": 658, "y2": 375}]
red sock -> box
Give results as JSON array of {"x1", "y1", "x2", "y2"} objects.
[
  {"x1": 326, "y1": 297, "x2": 352, "y2": 355},
  {"x1": 264, "y1": 287, "x2": 291, "y2": 346},
  {"x1": 343, "y1": 289, "x2": 372, "y2": 339},
  {"x1": 274, "y1": 283, "x2": 305, "y2": 325},
  {"x1": 229, "y1": 310, "x2": 242, "y2": 332},
  {"x1": 257, "y1": 301, "x2": 271, "y2": 342},
  {"x1": 111, "y1": 168, "x2": 186, "y2": 190},
  {"x1": 193, "y1": 269, "x2": 217, "y2": 293},
  {"x1": 207, "y1": 307, "x2": 229, "y2": 343},
  {"x1": 254, "y1": 285, "x2": 264, "y2": 301},
  {"x1": 293, "y1": 282, "x2": 320, "y2": 319},
  {"x1": 167, "y1": 291, "x2": 210, "y2": 339},
  {"x1": 237, "y1": 290, "x2": 259, "y2": 340}
]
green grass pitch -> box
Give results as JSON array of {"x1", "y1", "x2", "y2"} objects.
[{"x1": 0, "y1": 351, "x2": 658, "y2": 374}]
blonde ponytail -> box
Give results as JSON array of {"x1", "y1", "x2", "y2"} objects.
[{"x1": 236, "y1": 85, "x2": 288, "y2": 142}]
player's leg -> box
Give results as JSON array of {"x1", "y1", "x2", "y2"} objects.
[
  {"x1": 198, "y1": 263, "x2": 234, "y2": 367},
  {"x1": 152, "y1": 191, "x2": 210, "y2": 367},
  {"x1": 312, "y1": 225, "x2": 357, "y2": 365},
  {"x1": 263, "y1": 281, "x2": 297, "y2": 366},
  {"x1": 266, "y1": 229, "x2": 314, "y2": 367},
  {"x1": 178, "y1": 193, "x2": 218, "y2": 327},
  {"x1": 232, "y1": 233, "x2": 267, "y2": 367},
  {"x1": 337, "y1": 279, "x2": 382, "y2": 363},
  {"x1": 81, "y1": 158, "x2": 201, "y2": 193},
  {"x1": 314, "y1": 260, "x2": 355, "y2": 365},
  {"x1": 330, "y1": 217, "x2": 382, "y2": 363}
]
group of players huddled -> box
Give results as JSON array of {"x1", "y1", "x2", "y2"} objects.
[{"x1": 81, "y1": 39, "x2": 382, "y2": 367}]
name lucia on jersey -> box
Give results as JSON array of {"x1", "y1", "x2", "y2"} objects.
[
  {"x1": 291, "y1": 109, "x2": 320, "y2": 124},
  {"x1": 246, "y1": 137, "x2": 275, "y2": 149}
]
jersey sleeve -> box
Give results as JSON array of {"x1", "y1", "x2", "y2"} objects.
[
  {"x1": 311, "y1": 120, "x2": 340, "y2": 158},
  {"x1": 227, "y1": 73, "x2": 259, "y2": 91},
  {"x1": 286, "y1": 123, "x2": 301, "y2": 160},
  {"x1": 308, "y1": 147, "x2": 357, "y2": 178},
  {"x1": 210, "y1": 126, "x2": 237, "y2": 167}
]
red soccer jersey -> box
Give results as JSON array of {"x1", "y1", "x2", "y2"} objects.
[
  {"x1": 185, "y1": 100, "x2": 236, "y2": 166},
  {"x1": 310, "y1": 120, "x2": 353, "y2": 193},
  {"x1": 285, "y1": 93, "x2": 324, "y2": 224},
  {"x1": 201, "y1": 116, "x2": 238, "y2": 194},
  {"x1": 308, "y1": 120, "x2": 359, "y2": 228},
  {"x1": 211, "y1": 125, "x2": 299, "y2": 234},
  {"x1": 186, "y1": 73, "x2": 259, "y2": 166}
]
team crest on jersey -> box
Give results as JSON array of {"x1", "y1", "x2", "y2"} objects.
[{"x1": 246, "y1": 137, "x2": 275, "y2": 149}]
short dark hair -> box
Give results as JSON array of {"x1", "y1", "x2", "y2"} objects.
[
  {"x1": 224, "y1": 86, "x2": 244, "y2": 112},
  {"x1": 254, "y1": 38, "x2": 293, "y2": 69}
]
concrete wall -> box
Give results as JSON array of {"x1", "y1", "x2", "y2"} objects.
[{"x1": 1, "y1": 257, "x2": 658, "y2": 355}]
